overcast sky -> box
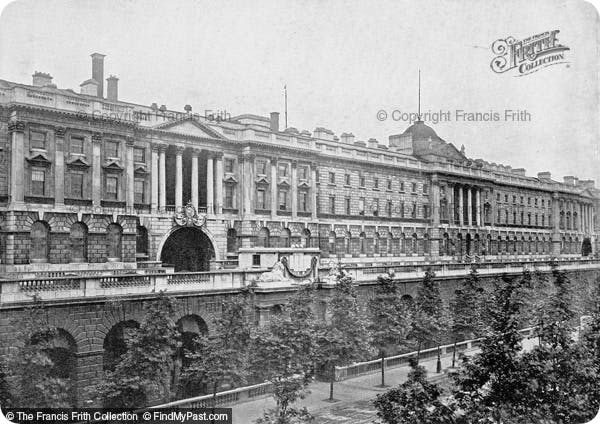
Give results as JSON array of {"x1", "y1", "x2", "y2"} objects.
[{"x1": 0, "y1": 0, "x2": 598, "y2": 183}]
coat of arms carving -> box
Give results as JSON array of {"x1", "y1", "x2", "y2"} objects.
[{"x1": 173, "y1": 202, "x2": 207, "y2": 227}]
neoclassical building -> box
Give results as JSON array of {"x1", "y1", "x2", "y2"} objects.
[{"x1": 0, "y1": 53, "x2": 598, "y2": 275}]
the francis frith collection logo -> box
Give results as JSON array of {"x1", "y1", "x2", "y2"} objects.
[{"x1": 490, "y1": 30, "x2": 570, "y2": 76}]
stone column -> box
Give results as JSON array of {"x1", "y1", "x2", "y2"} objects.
[
  {"x1": 191, "y1": 149, "x2": 199, "y2": 210},
  {"x1": 291, "y1": 161, "x2": 298, "y2": 219},
  {"x1": 311, "y1": 163, "x2": 318, "y2": 220},
  {"x1": 54, "y1": 126, "x2": 66, "y2": 206},
  {"x1": 458, "y1": 185, "x2": 464, "y2": 226},
  {"x1": 215, "y1": 152, "x2": 223, "y2": 215},
  {"x1": 158, "y1": 145, "x2": 166, "y2": 211},
  {"x1": 431, "y1": 178, "x2": 440, "y2": 225},
  {"x1": 448, "y1": 183, "x2": 454, "y2": 224},
  {"x1": 551, "y1": 193, "x2": 561, "y2": 255},
  {"x1": 242, "y1": 153, "x2": 254, "y2": 216},
  {"x1": 270, "y1": 157, "x2": 278, "y2": 219},
  {"x1": 475, "y1": 188, "x2": 481, "y2": 226},
  {"x1": 150, "y1": 144, "x2": 159, "y2": 212},
  {"x1": 126, "y1": 137, "x2": 135, "y2": 212},
  {"x1": 8, "y1": 120, "x2": 25, "y2": 206},
  {"x1": 206, "y1": 153, "x2": 214, "y2": 214},
  {"x1": 175, "y1": 146, "x2": 184, "y2": 208},
  {"x1": 467, "y1": 187, "x2": 473, "y2": 226},
  {"x1": 91, "y1": 133, "x2": 102, "y2": 207}
]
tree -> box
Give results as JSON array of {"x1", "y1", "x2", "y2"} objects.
[
  {"x1": 367, "y1": 273, "x2": 412, "y2": 386},
  {"x1": 374, "y1": 358, "x2": 454, "y2": 424},
  {"x1": 315, "y1": 270, "x2": 373, "y2": 401},
  {"x1": 95, "y1": 291, "x2": 180, "y2": 408},
  {"x1": 450, "y1": 265, "x2": 484, "y2": 341},
  {"x1": 251, "y1": 284, "x2": 320, "y2": 423},
  {"x1": 0, "y1": 362, "x2": 12, "y2": 408},
  {"x1": 183, "y1": 289, "x2": 252, "y2": 405},
  {"x1": 8, "y1": 297, "x2": 74, "y2": 408},
  {"x1": 410, "y1": 269, "x2": 448, "y2": 366}
]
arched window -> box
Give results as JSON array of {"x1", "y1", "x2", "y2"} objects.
[
  {"x1": 70, "y1": 222, "x2": 88, "y2": 263},
  {"x1": 400, "y1": 233, "x2": 406, "y2": 254},
  {"x1": 328, "y1": 231, "x2": 336, "y2": 255},
  {"x1": 387, "y1": 232, "x2": 393, "y2": 255},
  {"x1": 226, "y1": 228, "x2": 237, "y2": 252},
  {"x1": 423, "y1": 234, "x2": 430, "y2": 254},
  {"x1": 107, "y1": 223, "x2": 123, "y2": 261},
  {"x1": 566, "y1": 212, "x2": 571, "y2": 230},
  {"x1": 257, "y1": 228, "x2": 270, "y2": 248},
  {"x1": 136, "y1": 225, "x2": 148, "y2": 257},
  {"x1": 359, "y1": 232, "x2": 366, "y2": 255},
  {"x1": 344, "y1": 232, "x2": 351, "y2": 254},
  {"x1": 374, "y1": 233, "x2": 380, "y2": 255},
  {"x1": 30, "y1": 220, "x2": 50, "y2": 263},
  {"x1": 281, "y1": 228, "x2": 291, "y2": 248},
  {"x1": 443, "y1": 233, "x2": 450, "y2": 256},
  {"x1": 301, "y1": 229, "x2": 311, "y2": 248},
  {"x1": 413, "y1": 233, "x2": 420, "y2": 255}
]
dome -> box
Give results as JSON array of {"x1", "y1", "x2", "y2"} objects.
[{"x1": 401, "y1": 120, "x2": 445, "y2": 142}]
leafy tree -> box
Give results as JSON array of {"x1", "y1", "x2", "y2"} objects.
[
  {"x1": 184, "y1": 289, "x2": 252, "y2": 405},
  {"x1": 410, "y1": 269, "x2": 448, "y2": 364},
  {"x1": 315, "y1": 271, "x2": 373, "y2": 401},
  {"x1": 450, "y1": 265, "x2": 485, "y2": 341},
  {"x1": 0, "y1": 362, "x2": 12, "y2": 408},
  {"x1": 251, "y1": 284, "x2": 320, "y2": 423},
  {"x1": 96, "y1": 291, "x2": 180, "y2": 408},
  {"x1": 374, "y1": 358, "x2": 454, "y2": 424},
  {"x1": 8, "y1": 297, "x2": 73, "y2": 408},
  {"x1": 367, "y1": 273, "x2": 412, "y2": 386}
]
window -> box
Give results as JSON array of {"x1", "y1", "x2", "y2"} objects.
[
  {"x1": 521, "y1": 211, "x2": 524, "y2": 224},
  {"x1": 224, "y1": 185, "x2": 234, "y2": 208},
  {"x1": 400, "y1": 201, "x2": 405, "y2": 218},
  {"x1": 278, "y1": 163, "x2": 289, "y2": 178},
  {"x1": 373, "y1": 198, "x2": 379, "y2": 216},
  {"x1": 374, "y1": 178, "x2": 379, "y2": 189},
  {"x1": 256, "y1": 189, "x2": 266, "y2": 209},
  {"x1": 106, "y1": 140, "x2": 119, "y2": 158},
  {"x1": 31, "y1": 169, "x2": 45, "y2": 196},
  {"x1": 345, "y1": 174, "x2": 351, "y2": 185},
  {"x1": 106, "y1": 176, "x2": 118, "y2": 200},
  {"x1": 423, "y1": 184, "x2": 428, "y2": 194},
  {"x1": 400, "y1": 182, "x2": 405, "y2": 192},
  {"x1": 299, "y1": 166, "x2": 308, "y2": 180},
  {"x1": 541, "y1": 199, "x2": 545, "y2": 207},
  {"x1": 224, "y1": 158, "x2": 235, "y2": 173},
  {"x1": 411, "y1": 202, "x2": 417, "y2": 218},
  {"x1": 387, "y1": 200, "x2": 393, "y2": 216},
  {"x1": 527, "y1": 197, "x2": 531, "y2": 205},
  {"x1": 70, "y1": 172, "x2": 84, "y2": 198},
  {"x1": 278, "y1": 189, "x2": 288, "y2": 210},
  {"x1": 133, "y1": 147, "x2": 145, "y2": 163},
  {"x1": 329, "y1": 172, "x2": 336, "y2": 184},
  {"x1": 359, "y1": 175, "x2": 365, "y2": 187},
  {"x1": 358, "y1": 197, "x2": 365, "y2": 215},
  {"x1": 411, "y1": 182, "x2": 417, "y2": 193},
  {"x1": 30, "y1": 221, "x2": 49, "y2": 263},
  {"x1": 387, "y1": 179, "x2": 392, "y2": 190},
  {"x1": 71, "y1": 136, "x2": 84, "y2": 154},
  {"x1": 257, "y1": 160, "x2": 267, "y2": 175},
  {"x1": 252, "y1": 254, "x2": 261, "y2": 266},
  {"x1": 107, "y1": 223, "x2": 122, "y2": 260},
  {"x1": 299, "y1": 191, "x2": 308, "y2": 212},
  {"x1": 513, "y1": 195, "x2": 517, "y2": 204},
  {"x1": 423, "y1": 205, "x2": 429, "y2": 218},
  {"x1": 315, "y1": 169, "x2": 320, "y2": 183},
  {"x1": 497, "y1": 193, "x2": 501, "y2": 201},
  {"x1": 134, "y1": 179, "x2": 145, "y2": 204},
  {"x1": 329, "y1": 195, "x2": 336, "y2": 214},
  {"x1": 30, "y1": 131, "x2": 46, "y2": 149},
  {"x1": 70, "y1": 222, "x2": 88, "y2": 262},
  {"x1": 527, "y1": 213, "x2": 531, "y2": 225},
  {"x1": 345, "y1": 197, "x2": 351, "y2": 215},
  {"x1": 520, "y1": 196, "x2": 524, "y2": 204}
]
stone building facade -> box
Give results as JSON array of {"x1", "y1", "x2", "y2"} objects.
[{"x1": 0, "y1": 53, "x2": 598, "y2": 274}]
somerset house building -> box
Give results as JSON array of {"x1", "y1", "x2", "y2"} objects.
[{"x1": 0, "y1": 53, "x2": 598, "y2": 277}]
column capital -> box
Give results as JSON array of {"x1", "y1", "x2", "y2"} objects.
[
  {"x1": 291, "y1": 160, "x2": 298, "y2": 168},
  {"x1": 242, "y1": 152, "x2": 255, "y2": 161},
  {"x1": 270, "y1": 156, "x2": 278, "y2": 165},
  {"x1": 92, "y1": 132, "x2": 102, "y2": 143},
  {"x1": 212, "y1": 151, "x2": 224, "y2": 160},
  {"x1": 54, "y1": 126, "x2": 67, "y2": 138},
  {"x1": 190, "y1": 148, "x2": 201, "y2": 157},
  {"x1": 8, "y1": 120, "x2": 26, "y2": 133},
  {"x1": 151, "y1": 143, "x2": 161, "y2": 152},
  {"x1": 157, "y1": 144, "x2": 167, "y2": 153},
  {"x1": 125, "y1": 136, "x2": 135, "y2": 147},
  {"x1": 175, "y1": 145, "x2": 185, "y2": 155}
]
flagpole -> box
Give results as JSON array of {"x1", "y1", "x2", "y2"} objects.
[{"x1": 284, "y1": 85, "x2": 288, "y2": 129}]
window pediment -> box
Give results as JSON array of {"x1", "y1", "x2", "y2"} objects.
[
  {"x1": 255, "y1": 175, "x2": 270, "y2": 186},
  {"x1": 26, "y1": 153, "x2": 52, "y2": 167},
  {"x1": 278, "y1": 180, "x2": 291, "y2": 188},
  {"x1": 223, "y1": 174, "x2": 238, "y2": 184},
  {"x1": 298, "y1": 180, "x2": 311, "y2": 189},
  {"x1": 134, "y1": 165, "x2": 149, "y2": 176},
  {"x1": 102, "y1": 160, "x2": 124, "y2": 173},
  {"x1": 66, "y1": 157, "x2": 91, "y2": 169}
]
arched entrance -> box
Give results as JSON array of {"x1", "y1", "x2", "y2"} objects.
[
  {"x1": 174, "y1": 315, "x2": 209, "y2": 397},
  {"x1": 160, "y1": 227, "x2": 215, "y2": 272},
  {"x1": 466, "y1": 234, "x2": 472, "y2": 255},
  {"x1": 103, "y1": 320, "x2": 140, "y2": 372}
]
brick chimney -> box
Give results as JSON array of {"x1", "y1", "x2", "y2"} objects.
[
  {"x1": 270, "y1": 112, "x2": 279, "y2": 132},
  {"x1": 106, "y1": 75, "x2": 118, "y2": 102},
  {"x1": 91, "y1": 53, "x2": 106, "y2": 98},
  {"x1": 32, "y1": 72, "x2": 53, "y2": 87},
  {"x1": 563, "y1": 176, "x2": 576, "y2": 186},
  {"x1": 340, "y1": 132, "x2": 355, "y2": 144},
  {"x1": 80, "y1": 79, "x2": 99, "y2": 96},
  {"x1": 368, "y1": 138, "x2": 378, "y2": 149},
  {"x1": 537, "y1": 171, "x2": 551, "y2": 180}
]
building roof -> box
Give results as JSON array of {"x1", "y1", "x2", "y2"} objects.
[{"x1": 401, "y1": 120, "x2": 446, "y2": 142}]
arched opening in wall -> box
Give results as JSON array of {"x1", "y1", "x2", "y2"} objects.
[
  {"x1": 106, "y1": 223, "x2": 123, "y2": 261},
  {"x1": 411, "y1": 233, "x2": 419, "y2": 255},
  {"x1": 226, "y1": 228, "x2": 237, "y2": 253},
  {"x1": 443, "y1": 233, "x2": 450, "y2": 256},
  {"x1": 457, "y1": 234, "x2": 463, "y2": 256},
  {"x1": 359, "y1": 232, "x2": 366, "y2": 255},
  {"x1": 103, "y1": 320, "x2": 140, "y2": 372},
  {"x1": 400, "y1": 233, "x2": 406, "y2": 254},
  {"x1": 272, "y1": 304, "x2": 284, "y2": 317},
  {"x1": 175, "y1": 315, "x2": 208, "y2": 398},
  {"x1": 301, "y1": 229, "x2": 311, "y2": 248},
  {"x1": 136, "y1": 225, "x2": 148, "y2": 259},
  {"x1": 473, "y1": 234, "x2": 480, "y2": 255},
  {"x1": 561, "y1": 236, "x2": 566, "y2": 254},
  {"x1": 423, "y1": 234, "x2": 430, "y2": 254},
  {"x1": 280, "y1": 228, "x2": 291, "y2": 248},
  {"x1": 374, "y1": 233, "x2": 380, "y2": 254},
  {"x1": 574, "y1": 237, "x2": 579, "y2": 254},
  {"x1": 387, "y1": 233, "x2": 394, "y2": 255},
  {"x1": 401, "y1": 294, "x2": 414, "y2": 307},
  {"x1": 256, "y1": 228, "x2": 270, "y2": 248},
  {"x1": 465, "y1": 233, "x2": 472, "y2": 255},
  {"x1": 328, "y1": 231, "x2": 336, "y2": 256},
  {"x1": 344, "y1": 232, "x2": 351, "y2": 255},
  {"x1": 160, "y1": 227, "x2": 215, "y2": 272},
  {"x1": 69, "y1": 222, "x2": 88, "y2": 263},
  {"x1": 32, "y1": 328, "x2": 78, "y2": 406},
  {"x1": 582, "y1": 237, "x2": 592, "y2": 256},
  {"x1": 30, "y1": 220, "x2": 50, "y2": 263},
  {"x1": 566, "y1": 212, "x2": 571, "y2": 230}
]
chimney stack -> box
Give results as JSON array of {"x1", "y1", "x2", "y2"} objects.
[
  {"x1": 106, "y1": 75, "x2": 118, "y2": 102},
  {"x1": 91, "y1": 53, "x2": 106, "y2": 98},
  {"x1": 270, "y1": 112, "x2": 280, "y2": 132},
  {"x1": 80, "y1": 79, "x2": 99, "y2": 96},
  {"x1": 340, "y1": 132, "x2": 355, "y2": 144},
  {"x1": 32, "y1": 72, "x2": 53, "y2": 87},
  {"x1": 368, "y1": 138, "x2": 378, "y2": 149},
  {"x1": 537, "y1": 171, "x2": 551, "y2": 180},
  {"x1": 563, "y1": 176, "x2": 576, "y2": 186}
]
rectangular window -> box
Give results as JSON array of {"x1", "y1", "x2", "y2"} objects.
[
  {"x1": 329, "y1": 172, "x2": 335, "y2": 184},
  {"x1": 315, "y1": 169, "x2": 320, "y2": 183},
  {"x1": 278, "y1": 189, "x2": 288, "y2": 210},
  {"x1": 106, "y1": 140, "x2": 119, "y2": 158},
  {"x1": 300, "y1": 166, "x2": 308, "y2": 180},
  {"x1": 423, "y1": 184, "x2": 428, "y2": 194},
  {"x1": 497, "y1": 193, "x2": 501, "y2": 201},
  {"x1": 358, "y1": 197, "x2": 365, "y2": 215},
  {"x1": 299, "y1": 192, "x2": 308, "y2": 212},
  {"x1": 256, "y1": 189, "x2": 266, "y2": 210},
  {"x1": 505, "y1": 194, "x2": 508, "y2": 202},
  {"x1": 257, "y1": 160, "x2": 267, "y2": 175},
  {"x1": 412, "y1": 202, "x2": 417, "y2": 218},
  {"x1": 400, "y1": 201, "x2": 405, "y2": 218},
  {"x1": 329, "y1": 195, "x2": 336, "y2": 214},
  {"x1": 423, "y1": 204, "x2": 429, "y2": 218},
  {"x1": 513, "y1": 195, "x2": 517, "y2": 204},
  {"x1": 400, "y1": 181, "x2": 405, "y2": 192},
  {"x1": 30, "y1": 131, "x2": 46, "y2": 149},
  {"x1": 345, "y1": 174, "x2": 351, "y2": 185},
  {"x1": 373, "y1": 198, "x2": 379, "y2": 216},
  {"x1": 70, "y1": 173, "x2": 84, "y2": 198},
  {"x1": 360, "y1": 176, "x2": 366, "y2": 187},
  {"x1": 345, "y1": 197, "x2": 351, "y2": 215},
  {"x1": 387, "y1": 179, "x2": 392, "y2": 190},
  {"x1": 71, "y1": 136, "x2": 84, "y2": 154},
  {"x1": 278, "y1": 163, "x2": 289, "y2": 178},
  {"x1": 106, "y1": 176, "x2": 118, "y2": 200},
  {"x1": 387, "y1": 200, "x2": 393, "y2": 216},
  {"x1": 411, "y1": 182, "x2": 417, "y2": 193},
  {"x1": 252, "y1": 254, "x2": 261, "y2": 266},
  {"x1": 134, "y1": 147, "x2": 145, "y2": 163},
  {"x1": 374, "y1": 178, "x2": 379, "y2": 189},
  {"x1": 134, "y1": 179, "x2": 145, "y2": 203},
  {"x1": 224, "y1": 158, "x2": 235, "y2": 173},
  {"x1": 31, "y1": 169, "x2": 45, "y2": 196},
  {"x1": 224, "y1": 185, "x2": 234, "y2": 208}
]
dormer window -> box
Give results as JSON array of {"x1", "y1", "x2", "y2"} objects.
[
  {"x1": 30, "y1": 131, "x2": 46, "y2": 150},
  {"x1": 70, "y1": 136, "x2": 84, "y2": 154}
]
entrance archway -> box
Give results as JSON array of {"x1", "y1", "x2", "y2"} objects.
[
  {"x1": 160, "y1": 227, "x2": 215, "y2": 272},
  {"x1": 466, "y1": 234, "x2": 472, "y2": 255}
]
